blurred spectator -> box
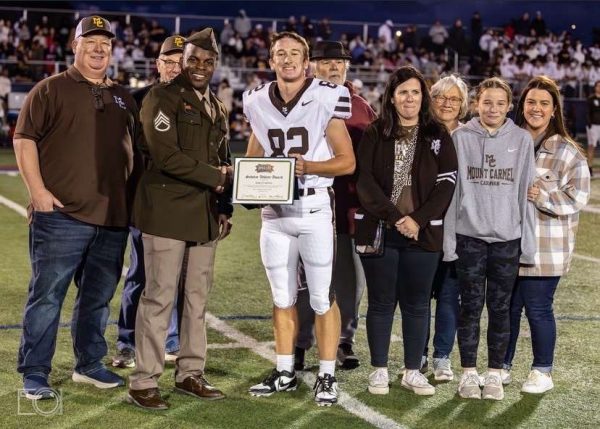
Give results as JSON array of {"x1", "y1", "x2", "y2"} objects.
[
  {"x1": 378, "y1": 19, "x2": 394, "y2": 52},
  {"x1": 284, "y1": 15, "x2": 297, "y2": 33},
  {"x1": 0, "y1": 68, "x2": 11, "y2": 100},
  {"x1": 471, "y1": 11, "x2": 483, "y2": 54},
  {"x1": 531, "y1": 11, "x2": 546, "y2": 37},
  {"x1": 448, "y1": 18, "x2": 468, "y2": 55},
  {"x1": 217, "y1": 78, "x2": 234, "y2": 115},
  {"x1": 429, "y1": 20, "x2": 448, "y2": 54},
  {"x1": 318, "y1": 18, "x2": 332, "y2": 40},
  {"x1": 149, "y1": 20, "x2": 166, "y2": 43},
  {"x1": 0, "y1": 20, "x2": 10, "y2": 44},
  {"x1": 234, "y1": 9, "x2": 251, "y2": 38},
  {"x1": 402, "y1": 24, "x2": 419, "y2": 50},
  {"x1": 364, "y1": 84, "x2": 381, "y2": 113},
  {"x1": 300, "y1": 16, "x2": 315, "y2": 42},
  {"x1": 515, "y1": 12, "x2": 531, "y2": 36}
]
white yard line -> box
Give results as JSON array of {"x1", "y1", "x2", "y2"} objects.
[
  {"x1": 0, "y1": 194, "x2": 27, "y2": 217},
  {"x1": 1, "y1": 194, "x2": 404, "y2": 429},
  {"x1": 573, "y1": 253, "x2": 600, "y2": 264}
]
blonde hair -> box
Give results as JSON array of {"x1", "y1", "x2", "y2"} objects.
[
  {"x1": 269, "y1": 31, "x2": 310, "y2": 61},
  {"x1": 476, "y1": 77, "x2": 513, "y2": 107}
]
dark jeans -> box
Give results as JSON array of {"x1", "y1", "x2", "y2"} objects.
[
  {"x1": 424, "y1": 260, "x2": 459, "y2": 359},
  {"x1": 361, "y1": 230, "x2": 440, "y2": 369},
  {"x1": 116, "y1": 227, "x2": 180, "y2": 353},
  {"x1": 455, "y1": 234, "x2": 520, "y2": 369},
  {"x1": 504, "y1": 276, "x2": 560, "y2": 373},
  {"x1": 18, "y1": 211, "x2": 128, "y2": 377}
]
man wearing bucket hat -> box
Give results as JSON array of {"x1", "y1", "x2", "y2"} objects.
[
  {"x1": 14, "y1": 15, "x2": 139, "y2": 399},
  {"x1": 128, "y1": 28, "x2": 232, "y2": 410},
  {"x1": 112, "y1": 34, "x2": 187, "y2": 370},
  {"x1": 295, "y1": 41, "x2": 376, "y2": 371}
]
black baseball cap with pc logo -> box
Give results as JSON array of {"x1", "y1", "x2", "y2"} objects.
[{"x1": 75, "y1": 16, "x2": 115, "y2": 39}]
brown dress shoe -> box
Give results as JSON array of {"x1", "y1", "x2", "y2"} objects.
[
  {"x1": 127, "y1": 388, "x2": 169, "y2": 410},
  {"x1": 175, "y1": 374, "x2": 225, "y2": 400}
]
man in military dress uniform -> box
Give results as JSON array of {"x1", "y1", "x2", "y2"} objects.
[{"x1": 128, "y1": 28, "x2": 233, "y2": 411}]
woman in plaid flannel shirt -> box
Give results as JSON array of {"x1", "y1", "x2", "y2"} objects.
[{"x1": 503, "y1": 76, "x2": 591, "y2": 394}]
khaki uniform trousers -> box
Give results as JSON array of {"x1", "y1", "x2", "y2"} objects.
[{"x1": 129, "y1": 233, "x2": 216, "y2": 390}]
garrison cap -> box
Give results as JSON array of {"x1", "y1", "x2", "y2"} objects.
[
  {"x1": 160, "y1": 35, "x2": 185, "y2": 55},
  {"x1": 75, "y1": 15, "x2": 115, "y2": 39},
  {"x1": 310, "y1": 41, "x2": 352, "y2": 61},
  {"x1": 186, "y1": 28, "x2": 219, "y2": 54}
]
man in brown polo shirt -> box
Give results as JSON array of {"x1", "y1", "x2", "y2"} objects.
[{"x1": 13, "y1": 15, "x2": 139, "y2": 399}]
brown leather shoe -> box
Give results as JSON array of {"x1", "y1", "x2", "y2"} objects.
[
  {"x1": 175, "y1": 374, "x2": 225, "y2": 400},
  {"x1": 127, "y1": 388, "x2": 169, "y2": 410}
]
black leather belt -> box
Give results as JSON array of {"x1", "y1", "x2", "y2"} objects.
[{"x1": 300, "y1": 188, "x2": 317, "y2": 196}]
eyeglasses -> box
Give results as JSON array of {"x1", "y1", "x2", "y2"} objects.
[
  {"x1": 158, "y1": 58, "x2": 182, "y2": 69},
  {"x1": 91, "y1": 85, "x2": 104, "y2": 111},
  {"x1": 433, "y1": 95, "x2": 462, "y2": 107}
]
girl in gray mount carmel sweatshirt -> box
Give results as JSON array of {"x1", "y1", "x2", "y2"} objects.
[{"x1": 442, "y1": 77, "x2": 536, "y2": 401}]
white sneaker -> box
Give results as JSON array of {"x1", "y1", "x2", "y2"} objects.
[
  {"x1": 401, "y1": 370, "x2": 435, "y2": 396},
  {"x1": 458, "y1": 372, "x2": 482, "y2": 399},
  {"x1": 482, "y1": 372, "x2": 504, "y2": 400},
  {"x1": 521, "y1": 370, "x2": 554, "y2": 394},
  {"x1": 368, "y1": 368, "x2": 389, "y2": 395},
  {"x1": 432, "y1": 358, "x2": 454, "y2": 381},
  {"x1": 480, "y1": 369, "x2": 511, "y2": 386}
]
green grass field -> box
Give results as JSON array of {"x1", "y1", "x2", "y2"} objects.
[{"x1": 0, "y1": 148, "x2": 599, "y2": 428}]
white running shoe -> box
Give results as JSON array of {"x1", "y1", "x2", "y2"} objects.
[
  {"x1": 458, "y1": 372, "x2": 482, "y2": 399},
  {"x1": 482, "y1": 372, "x2": 504, "y2": 400},
  {"x1": 401, "y1": 370, "x2": 435, "y2": 396},
  {"x1": 368, "y1": 368, "x2": 389, "y2": 395},
  {"x1": 432, "y1": 358, "x2": 454, "y2": 381},
  {"x1": 521, "y1": 370, "x2": 554, "y2": 394}
]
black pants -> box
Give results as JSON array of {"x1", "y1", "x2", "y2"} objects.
[
  {"x1": 455, "y1": 234, "x2": 520, "y2": 369},
  {"x1": 361, "y1": 230, "x2": 440, "y2": 369}
]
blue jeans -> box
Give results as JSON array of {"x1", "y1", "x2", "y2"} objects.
[
  {"x1": 116, "y1": 227, "x2": 180, "y2": 353},
  {"x1": 504, "y1": 276, "x2": 560, "y2": 373},
  {"x1": 424, "y1": 260, "x2": 459, "y2": 359},
  {"x1": 18, "y1": 211, "x2": 128, "y2": 377},
  {"x1": 361, "y1": 230, "x2": 440, "y2": 369}
]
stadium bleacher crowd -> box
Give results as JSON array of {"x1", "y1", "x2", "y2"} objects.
[{"x1": 1, "y1": 8, "x2": 600, "y2": 143}]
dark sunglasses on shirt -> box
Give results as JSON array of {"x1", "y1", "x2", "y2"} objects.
[{"x1": 91, "y1": 85, "x2": 105, "y2": 111}]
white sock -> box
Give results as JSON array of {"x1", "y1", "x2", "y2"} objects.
[
  {"x1": 276, "y1": 354, "x2": 294, "y2": 373},
  {"x1": 319, "y1": 360, "x2": 336, "y2": 377}
]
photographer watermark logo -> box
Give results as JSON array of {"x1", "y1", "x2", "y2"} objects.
[{"x1": 17, "y1": 388, "x2": 63, "y2": 416}]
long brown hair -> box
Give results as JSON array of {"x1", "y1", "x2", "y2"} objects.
[
  {"x1": 515, "y1": 76, "x2": 583, "y2": 153},
  {"x1": 379, "y1": 66, "x2": 443, "y2": 140}
]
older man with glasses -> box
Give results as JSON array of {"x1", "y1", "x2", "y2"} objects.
[
  {"x1": 112, "y1": 34, "x2": 186, "y2": 370},
  {"x1": 13, "y1": 15, "x2": 140, "y2": 399}
]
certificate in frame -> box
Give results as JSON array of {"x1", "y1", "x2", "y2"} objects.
[{"x1": 232, "y1": 157, "x2": 296, "y2": 205}]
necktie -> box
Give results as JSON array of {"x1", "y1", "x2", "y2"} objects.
[{"x1": 203, "y1": 97, "x2": 214, "y2": 121}]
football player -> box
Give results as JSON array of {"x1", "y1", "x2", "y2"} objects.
[{"x1": 243, "y1": 32, "x2": 355, "y2": 406}]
